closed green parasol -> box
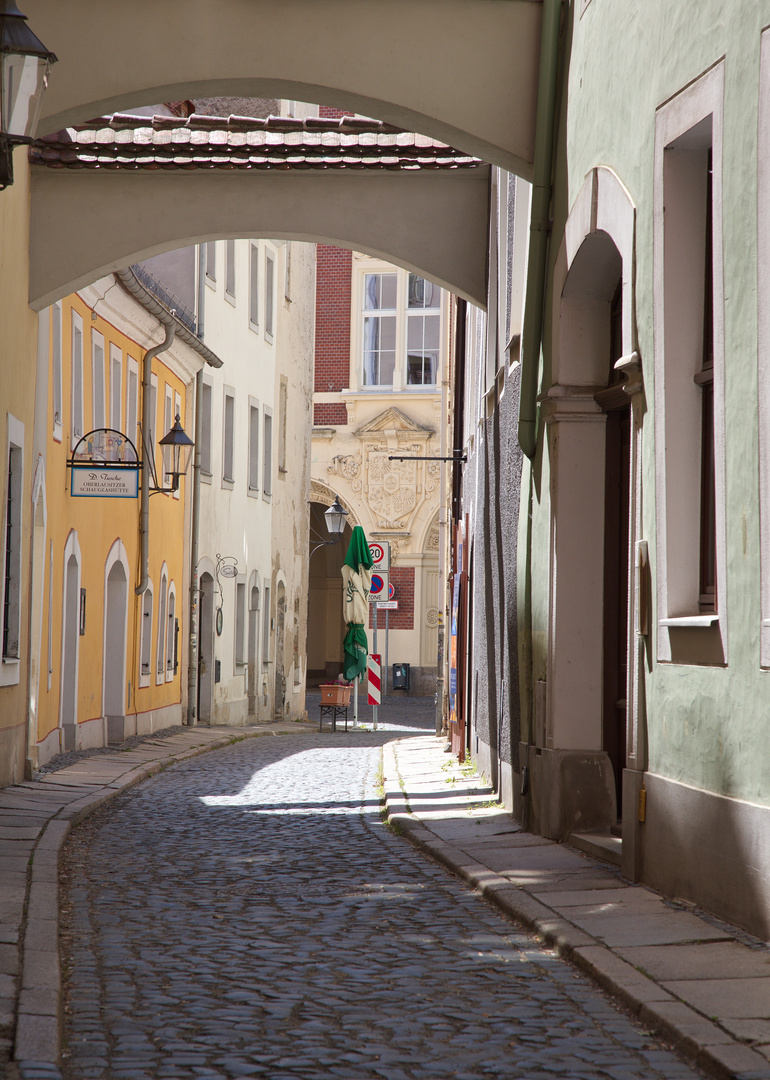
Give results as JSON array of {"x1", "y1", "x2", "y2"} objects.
[{"x1": 341, "y1": 525, "x2": 373, "y2": 681}]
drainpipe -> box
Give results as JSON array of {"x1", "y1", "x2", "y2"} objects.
[
  {"x1": 187, "y1": 245, "x2": 206, "y2": 725},
  {"x1": 135, "y1": 323, "x2": 175, "y2": 596},
  {"x1": 517, "y1": 0, "x2": 563, "y2": 458}
]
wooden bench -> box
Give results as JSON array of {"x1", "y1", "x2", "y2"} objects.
[{"x1": 319, "y1": 703, "x2": 350, "y2": 732}]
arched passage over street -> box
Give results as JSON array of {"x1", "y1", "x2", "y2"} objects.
[
  {"x1": 32, "y1": 0, "x2": 542, "y2": 177},
  {"x1": 30, "y1": 165, "x2": 490, "y2": 311}
]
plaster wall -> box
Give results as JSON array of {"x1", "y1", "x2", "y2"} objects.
[
  {"x1": 0, "y1": 151, "x2": 38, "y2": 786},
  {"x1": 533, "y1": 0, "x2": 770, "y2": 806},
  {"x1": 198, "y1": 237, "x2": 315, "y2": 724},
  {"x1": 34, "y1": 287, "x2": 195, "y2": 765}
]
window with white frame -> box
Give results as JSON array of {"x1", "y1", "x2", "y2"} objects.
[
  {"x1": 653, "y1": 63, "x2": 726, "y2": 662},
  {"x1": 223, "y1": 388, "x2": 235, "y2": 485},
  {"x1": 148, "y1": 374, "x2": 158, "y2": 481},
  {"x1": 263, "y1": 407, "x2": 273, "y2": 497},
  {"x1": 248, "y1": 399, "x2": 260, "y2": 493},
  {"x1": 91, "y1": 331, "x2": 105, "y2": 431},
  {"x1": 47, "y1": 539, "x2": 53, "y2": 690},
  {"x1": 200, "y1": 380, "x2": 212, "y2": 477},
  {"x1": 363, "y1": 271, "x2": 397, "y2": 386},
  {"x1": 235, "y1": 578, "x2": 246, "y2": 666},
  {"x1": 360, "y1": 268, "x2": 442, "y2": 389},
  {"x1": 110, "y1": 344, "x2": 122, "y2": 432},
  {"x1": 166, "y1": 582, "x2": 176, "y2": 680},
  {"x1": 225, "y1": 240, "x2": 236, "y2": 301},
  {"x1": 265, "y1": 251, "x2": 275, "y2": 339},
  {"x1": 71, "y1": 312, "x2": 84, "y2": 447},
  {"x1": 278, "y1": 378, "x2": 288, "y2": 474},
  {"x1": 205, "y1": 242, "x2": 216, "y2": 284},
  {"x1": 1, "y1": 416, "x2": 24, "y2": 678},
  {"x1": 249, "y1": 242, "x2": 259, "y2": 329},
  {"x1": 126, "y1": 357, "x2": 139, "y2": 450},
  {"x1": 156, "y1": 566, "x2": 167, "y2": 682},
  {"x1": 406, "y1": 274, "x2": 441, "y2": 385},
  {"x1": 173, "y1": 390, "x2": 182, "y2": 499},
  {"x1": 52, "y1": 303, "x2": 62, "y2": 440},
  {"x1": 139, "y1": 581, "x2": 153, "y2": 686},
  {"x1": 262, "y1": 584, "x2": 271, "y2": 665},
  {"x1": 164, "y1": 384, "x2": 173, "y2": 456}
]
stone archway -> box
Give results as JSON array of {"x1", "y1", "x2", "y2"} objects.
[
  {"x1": 307, "y1": 501, "x2": 353, "y2": 684},
  {"x1": 531, "y1": 168, "x2": 640, "y2": 843},
  {"x1": 33, "y1": 1, "x2": 542, "y2": 176}
]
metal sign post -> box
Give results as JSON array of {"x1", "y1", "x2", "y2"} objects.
[{"x1": 372, "y1": 602, "x2": 378, "y2": 729}]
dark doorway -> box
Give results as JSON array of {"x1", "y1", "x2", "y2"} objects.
[{"x1": 596, "y1": 282, "x2": 630, "y2": 818}]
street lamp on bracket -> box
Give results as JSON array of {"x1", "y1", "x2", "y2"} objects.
[
  {"x1": 152, "y1": 413, "x2": 194, "y2": 494},
  {"x1": 0, "y1": 1, "x2": 57, "y2": 189},
  {"x1": 310, "y1": 495, "x2": 349, "y2": 559}
]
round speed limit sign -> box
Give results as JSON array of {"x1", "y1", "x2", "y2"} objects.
[{"x1": 369, "y1": 542, "x2": 386, "y2": 565}]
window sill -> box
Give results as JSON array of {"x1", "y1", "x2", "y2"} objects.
[
  {"x1": 247, "y1": 486, "x2": 260, "y2": 500},
  {"x1": 221, "y1": 477, "x2": 234, "y2": 492},
  {"x1": 201, "y1": 471, "x2": 212, "y2": 486},
  {"x1": 660, "y1": 615, "x2": 719, "y2": 628}
]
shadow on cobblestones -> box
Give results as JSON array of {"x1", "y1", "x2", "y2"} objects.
[{"x1": 58, "y1": 723, "x2": 704, "y2": 1080}]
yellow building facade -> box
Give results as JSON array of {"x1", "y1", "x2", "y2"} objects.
[{"x1": 32, "y1": 289, "x2": 196, "y2": 766}]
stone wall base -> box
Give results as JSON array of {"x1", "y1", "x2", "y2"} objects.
[
  {"x1": 518, "y1": 743, "x2": 617, "y2": 840},
  {"x1": 637, "y1": 771, "x2": 770, "y2": 941},
  {"x1": 0, "y1": 721, "x2": 25, "y2": 788}
]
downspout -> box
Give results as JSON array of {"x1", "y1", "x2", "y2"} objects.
[
  {"x1": 187, "y1": 244, "x2": 207, "y2": 725},
  {"x1": 135, "y1": 323, "x2": 175, "y2": 596},
  {"x1": 517, "y1": 0, "x2": 563, "y2": 458}
]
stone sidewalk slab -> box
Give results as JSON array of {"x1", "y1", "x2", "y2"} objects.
[{"x1": 383, "y1": 734, "x2": 770, "y2": 1080}]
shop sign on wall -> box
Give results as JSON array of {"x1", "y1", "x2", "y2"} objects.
[{"x1": 68, "y1": 429, "x2": 140, "y2": 499}]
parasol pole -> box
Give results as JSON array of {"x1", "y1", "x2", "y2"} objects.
[{"x1": 354, "y1": 674, "x2": 359, "y2": 726}]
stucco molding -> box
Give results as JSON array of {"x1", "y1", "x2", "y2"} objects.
[{"x1": 653, "y1": 61, "x2": 727, "y2": 665}]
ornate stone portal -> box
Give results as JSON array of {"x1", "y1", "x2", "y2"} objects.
[{"x1": 326, "y1": 406, "x2": 437, "y2": 547}]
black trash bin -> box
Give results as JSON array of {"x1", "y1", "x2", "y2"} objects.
[{"x1": 392, "y1": 663, "x2": 410, "y2": 693}]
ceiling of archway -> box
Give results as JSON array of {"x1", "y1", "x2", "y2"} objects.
[{"x1": 31, "y1": 0, "x2": 542, "y2": 175}]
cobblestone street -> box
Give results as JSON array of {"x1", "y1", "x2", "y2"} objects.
[{"x1": 58, "y1": 714, "x2": 703, "y2": 1080}]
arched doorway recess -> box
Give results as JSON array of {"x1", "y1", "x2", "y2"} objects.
[
  {"x1": 307, "y1": 499, "x2": 354, "y2": 685},
  {"x1": 198, "y1": 570, "x2": 215, "y2": 724},
  {"x1": 104, "y1": 540, "x2": 129, "y2": 744},
  {"x1": 531, "y1": 168, "x2": 644, "y2": 856},
  {"x1": 60, "y1": 531, "x2": 82, "y2": 752}
]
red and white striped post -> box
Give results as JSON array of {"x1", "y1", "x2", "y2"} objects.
[{"x1": 368, "y1": 652, "x2": 381, "y2": 730}]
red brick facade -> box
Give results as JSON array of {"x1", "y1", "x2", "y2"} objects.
[
  {"x1": 314, "y1": 244, "x2": 352, "y2": 428},
  {"x1": 369, "y1": 566, "x2": 415, "y2": 630},
  {"x1": 314, "y1": 109, "x2": 355, "y2": 429},
  {"x1": 313, "y1": 402, "x2": 349, "y2": 426}
]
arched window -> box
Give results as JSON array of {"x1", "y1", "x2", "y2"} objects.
[
  {"x1": 156, "y1": 565, "x2": 168, "y2": 683},
  {"x1": 166, "y1": 582, "x2": 177, "y2": 681},
  {"x1": 139, "y1": 580, "x2": 153, "y2": 687}
]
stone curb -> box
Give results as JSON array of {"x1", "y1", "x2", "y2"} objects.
[
  {"x1": 381, "y1": 737, "x2": 770, "y2": 1080},
  {"x1": 12, "y1": 723, "x2": 315, "y2": 1073}
]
